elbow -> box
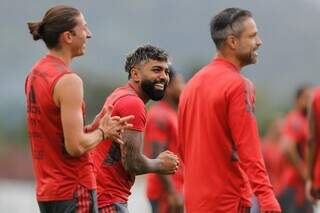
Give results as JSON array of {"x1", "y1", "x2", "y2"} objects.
[
  {"x1": 65, "y1": 142, "x2": 85, "y2": 157},
  {"x1": 124, "y1": 162, "x2": 137, "y2": 174},
  {"x1": 123, "y1": 159, "x2": 145, "y2": 175}
]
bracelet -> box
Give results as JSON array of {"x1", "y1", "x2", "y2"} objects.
[{"x1": 97, "y1": 127, "x2": 105, "y2": 140}]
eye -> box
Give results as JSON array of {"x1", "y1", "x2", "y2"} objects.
[{"x1": 152, "y1": 68, "x2": 161, "y2": 73}]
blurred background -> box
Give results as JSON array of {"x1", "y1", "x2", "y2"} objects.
[{"x1": 1, "y1": 0, "x2": 319, "y2": 212}]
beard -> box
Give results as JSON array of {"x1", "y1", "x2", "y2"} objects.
[
  {"x1": 141, "y1": 79, "x2": 167, "y2": 101},
  {"x1": 237, "y1": 47, "x2": 258, "y2": 67}
]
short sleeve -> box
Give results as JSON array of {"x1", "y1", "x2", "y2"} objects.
[{"x1": 113, "y1": 95, "x2": 146, "y2": 132}]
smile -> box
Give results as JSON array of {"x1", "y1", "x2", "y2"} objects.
[{"x1": 154, "y1": 83, "x2": 165, "y2": 90}]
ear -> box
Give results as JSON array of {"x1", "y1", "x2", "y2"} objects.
[
  {"x1": 130, "y1": 67, "x2": 140, "y2": 82},
  {"x1": 225, "y1": 34, "x2": 238, "y2": 50},
  {"x1": 60, "y1": 31, "x2": 73, "y2": 45}
]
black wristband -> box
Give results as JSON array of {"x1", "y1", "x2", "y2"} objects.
[{"x1": 97, "y1": 127, "x2": 105, "y2": 140}]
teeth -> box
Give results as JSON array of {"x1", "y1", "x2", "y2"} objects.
[{"x1": 154, "y1": 83, "x2": 164, "y2": 90}]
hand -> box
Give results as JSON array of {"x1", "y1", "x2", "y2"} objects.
[
  {"x1": 157, "y1": 150, "x2": 179, "y2": 174},
  {"x1": 99, "y1": 106, "x2": 134, "y2": 144},
  {"x1": 305, "y1": 179, "x2": 316, "y2": 203},
  {"x1": 84, "y1": 108, "x2": 106, "y2": 132}
]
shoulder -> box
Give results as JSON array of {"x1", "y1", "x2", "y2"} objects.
[
  {"x1": 115, "y1": 94, "x2": 144, "y2": 109},
  {"x1": 112, "y1": 94, "x2": 146, "y2": 118},
  {"x1": 56, "y1": 73, "x2": 82, "y2": 87}
]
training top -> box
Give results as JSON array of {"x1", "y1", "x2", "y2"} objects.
[
  {"x1": 92, "y1": 83, "x2": 146, "y2": 208},
  {"x1": 178, "y1": 57, "x2": 280, "y2": 212},
  {"x1": 25, "y1": 54, "x2": 95, "y2": 201}
]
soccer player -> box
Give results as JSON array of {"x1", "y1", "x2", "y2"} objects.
[
  {"x1": 306, "y1": 87, "x2": 320, "y2": 211},
  {"x1": 25, "y1": 5, "x2": 133, "y2": 213},
  {"x1": 92, "y1": 45, "x2": 179, "y2": 213},
  {"x1": 144, "y1": 68, "x2": 185, "y2": 213},
  {"x1": 279, "y1": 85, "x2": 312, "y2": 212},
  {"x1": 261, "y1": 118, "x2": 285, "y2": 197},
  {"x1": 178, "y1": 8, "x2": 281, "y2": 212}
]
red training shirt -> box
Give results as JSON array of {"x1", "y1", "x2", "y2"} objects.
[
  {"x1": 311, "y1": 88, "x2": 320, "y2": 190},
  {"x1": 261, "y1": 137, "x2": 286, "y2": 196},
  {"x1": 25, "y1": 54, "x2": 96, "y2": 201},
  {"x1": 178, "y1": 57, "x2": 280, "y2": 212},
  {"x1": 92, "y1": 83, "x2": 146, "y2": 208},
  {"x1": 280, "y1": 109, "x2": 308, "y2": 204}
]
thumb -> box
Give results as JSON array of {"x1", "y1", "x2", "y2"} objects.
[
  {"x1": 100, "y1": 105, "x2": 113, "y2": 124},
  {"x1": 102, "y1": 105, "x2": 113, "y2": 118},
  {"x1": 105, "y1": 105, "x2": 113, "y2": 117}
]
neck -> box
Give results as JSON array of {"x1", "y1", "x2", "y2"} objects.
[
  {"x1": 216, "y1": 51, "x2": 242, "y2": 71},
  {"x1": 128, "y1": 79, "x2": 150, "y2": 103},
  {"x1": 49, "y1": 48, "x2": 73, "y2": 66}
]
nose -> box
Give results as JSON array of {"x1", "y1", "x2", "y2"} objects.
[
  {"x1": 159, "y1": 70, "x2": 169, "y2": 83},
  {"x1": 86, "y1": 28, "x2": 92, "y2": 39},
  {"x1": 256, "y1": 35, "x2": 262, "y2": 47}
]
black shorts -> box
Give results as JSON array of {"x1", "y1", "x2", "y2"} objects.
[
  {"x1": 38, "y1": 185, "x2": 98, "y2": 213},
  {"x1": 99, "y1": 203, "x2": 129, "y2": 213}
]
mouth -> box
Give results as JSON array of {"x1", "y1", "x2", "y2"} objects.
[{"x1": 154, "y1": 82, "x2": 165, "y2": 90}]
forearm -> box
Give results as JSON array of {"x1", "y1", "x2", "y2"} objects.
[
  {"x1": 123, "y1": 154, "x2": 162, "y2": 175},
  {"x1": 238, "y1": 142, "x2": 281, "y2": 211},
  {"x1": 65, "y1": 128, "x2": 103, "y2": 157}
]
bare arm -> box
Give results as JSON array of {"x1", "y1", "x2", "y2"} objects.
[
  {"x1": 121, "y1": 130, "x2": 178, "y2": 176},
  {"x1": 282, "y1": 136, "x2": 306, "y2": 180},
  {"x1": 54, "y1": 74, "x2": 132, "y2": 157}
]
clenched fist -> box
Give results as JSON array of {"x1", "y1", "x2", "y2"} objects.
[{"x1": 157, "y1": 150, "x2": 179, "y2": 174}]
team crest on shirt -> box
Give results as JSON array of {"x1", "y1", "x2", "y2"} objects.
[{"x1": 105, "y1": 142, "x2": 121, "y2": 165}]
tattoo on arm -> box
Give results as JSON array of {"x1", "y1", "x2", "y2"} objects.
[
  {"x1": 121, "y1": 130, "x2": 159, "y2": 175},
  {"x1": 150, "y1": 141, "x2": 167, "y2": 159}
]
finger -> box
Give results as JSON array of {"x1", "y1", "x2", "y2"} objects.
[
  {"x1": 98, "y1": 106, "x2": 107, "y2": 118},
  {"x1": 124, "y1": 123, "x2": 133, "y2": 129},
  {"x1": 119, "y1": 115, "x2": 135, "y2": 123},
  {"x1": 100, "y1": 105, "x2": 113, "y2": 123},
  {"x1": 114, "y1": 138, "x2": 124, "y2": 145},
  {"x1": 111, "y1": 116, "x2": 121, "y2": 121}
]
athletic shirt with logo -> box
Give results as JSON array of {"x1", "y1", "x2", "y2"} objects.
[
  {"x1": 178, "y1": 58, "x2": 280, "y2": 212},
  {"x1": 92, "y1": 83, "x2": 146, "y2": 208},
  {"x1": 25, "y1": 54, "x2": 96, "y2": 201}
]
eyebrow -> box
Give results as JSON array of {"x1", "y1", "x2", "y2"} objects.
[{"x1": 151, "y1": 65, "x2": 167, "y2": 69}]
